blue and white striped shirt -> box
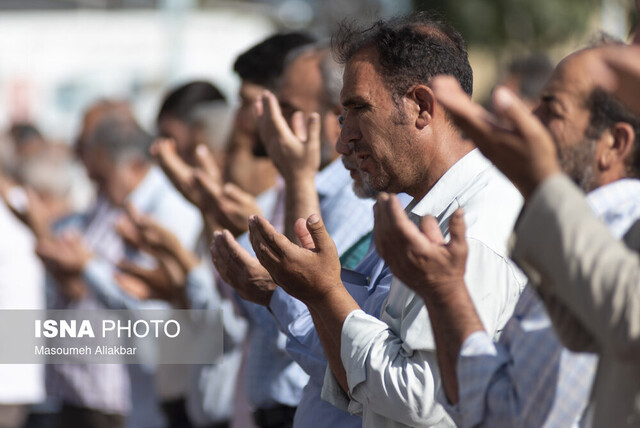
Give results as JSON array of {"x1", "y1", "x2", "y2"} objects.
[{"x1": 444, "y1": 178, "x2": 640, "y2": 427}]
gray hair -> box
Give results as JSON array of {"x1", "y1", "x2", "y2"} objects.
[
  {"x1": 190, "y1": 100, "x2": 234, "y2": 152},
  {"x1": 86, "y1": 112, "x2": 153, "y2": 164},
  {"x1": 283, "y1": 41, "x2": 344, "y2": 109}
]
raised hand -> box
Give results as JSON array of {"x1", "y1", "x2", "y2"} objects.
[
  {"x1": 593, "y1": 44, "x2": 640, "y2": 118},
  {"x1": 210, "y1": 229, "x2": 276, "y2": 306},
  {"x1": 248, "y1": 214, "x2": 342, "y2": 305},
  {"x1": 120, "y1": 204, "x2": 199, "y2": 274},
  {"x1": 256, "y1": 90, "x2": 321, "y2": 181},
  {"x1": 151, "y1": 138, "x2": 202, "y2": 206},
  {"x1": 373, "y1": 193, "x2": 467, "y2": 299},
  {"x1": 431, "y1": 76, "x2": 561, "y2": 200},
  {"x1": 35, "y1": 232, "x2": 92, "y2": 300},
  {"x1": 194, "y1": 171, "x2": 261, "y2": 237}
]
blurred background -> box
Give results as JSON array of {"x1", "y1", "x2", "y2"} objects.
[{"x1": 0, "y1": 0, "x2": 635, "y2": 146}]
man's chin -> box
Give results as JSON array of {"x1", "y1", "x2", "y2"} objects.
[{"x1": 352, "y1": 181, "x2": 378, "y2": 200}]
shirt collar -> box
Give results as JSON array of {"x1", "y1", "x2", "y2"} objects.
[
  {"x1": 586, "y1": 178, "x2": 640, "y2": 218},
  {"x1": 409, "y1": 148, "x2": 492, "y2": 218},
  {"x1": 315, "y1": 157, "x2": 352, "y2": 198}
]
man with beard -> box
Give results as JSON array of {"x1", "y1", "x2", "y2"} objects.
[
  {"x1": 373, "y1": 41, "x2": 640, "y2": 427},
  {"x1": 215, "y1": 13, "x2": 526, "y2": 428},
  {"x1": 212, "y1": 42, "x2": 375, "y2": 428}
]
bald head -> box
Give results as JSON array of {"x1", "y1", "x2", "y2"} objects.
[{"x1": 534, "y1": 46, "x2": 640, "y2": 191}]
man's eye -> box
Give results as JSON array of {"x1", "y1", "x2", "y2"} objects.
[{"x1": 338, "y1": 115, "x2": 344, "y2": 128}]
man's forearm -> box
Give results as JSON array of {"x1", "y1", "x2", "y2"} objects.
[
  {"x1": 308, "y1": 286, "x2": 361, "y2": 393},
  {"x1": 419, "y1": 281, "x2": 485, "y2": 404},
  {"x1": 309, "y1": 305, "x2": 350, "y2": 392},
  {"x1": 283, "y1": 174, "x2": 320, "y2": 244}
]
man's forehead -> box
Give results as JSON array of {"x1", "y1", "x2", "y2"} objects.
[
  {"x1": 340, "y1": 48, "x2": 387, "y2": 103},
  {"x1": 542, "y1": 50, "x2": 597, "y2": 103},
  {"x1": 278, "y1": 54, "x2": 323, "y2": 107}
]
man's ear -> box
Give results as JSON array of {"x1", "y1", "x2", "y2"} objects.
[
  {"x1": 410, "y1": 85, "x2": 435, "y2": 129},
  {"x1": 599, "y1": 122, "x2": 635, "y2": 173}
]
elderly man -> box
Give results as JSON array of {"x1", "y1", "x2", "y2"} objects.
[
  {"x1": 227, "y1": 13, "x2": 526, "y2": 428},
  {"x1": 208, "y1": 42, "x2": 375, "y2": 428},
  {"x1": 375, "y1": 41, "x2": 640, "y2": 427},
  {"x1": 417, "y1": 39, "x2": 640, "y2": 428},
  {"x1": 35, "y1": 103, "x2": 201, "y2": 428}
]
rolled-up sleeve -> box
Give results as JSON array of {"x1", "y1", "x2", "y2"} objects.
[{"x1": 322, "y1": 309, "x2": 450, "y2": 427}]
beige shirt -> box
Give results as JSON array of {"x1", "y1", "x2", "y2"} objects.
[{"x1": 511, "y1": 174, "x2": 640, "y2": 427}]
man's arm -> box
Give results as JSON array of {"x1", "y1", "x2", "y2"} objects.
[
  {"x1": 373, "y1": 194, "x2": 482, "y2": 403},
  {"x1": 256, "y1": 90, "x2": 322, "y2": 243},
  {"x1": 248, "y1": 214, "x2": 359, "y2": 392},
  {"x1": 511, "y1": 174, "x2": 640, "y2": 359},
  {"x1": 432, "y1": 77, "x2": 640, "y2": 359},
  {"x1": 249, "y1": 214, "x2": 467, "y2": 426}
]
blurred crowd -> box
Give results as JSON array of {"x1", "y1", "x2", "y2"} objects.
[{"x1": 1, "y1": 3, "x2": 640, "y2": 428}]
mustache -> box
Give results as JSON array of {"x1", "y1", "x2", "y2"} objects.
[{"x1": 341, "y1": 156, "x2": 359, "y2": 170}]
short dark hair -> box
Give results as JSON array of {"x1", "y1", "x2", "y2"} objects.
[
  {"x1": 234, "y1": 32, "x2": 317, "y2": 90},
  {"x1": 586, "y1": 88, "x2": 640, "y2": 178},
  {"x1": 332, "y1": 12, "x2": 473, "y2": 99},
  {"x1": 157, "y1": 81, "x2": 226, "y2": 124}
]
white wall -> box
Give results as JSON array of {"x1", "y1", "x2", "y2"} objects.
[{"x1": 0, "y1": 8, "x2": 276, "y2": 141}]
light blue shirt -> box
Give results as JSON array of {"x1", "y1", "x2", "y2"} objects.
[
  {"x1": 234, "y1": 158, "x2": 375, "y2": 410},
  {"x1": 268, "y1": 192, "x2": 413, "y2": 428},
  {"x1": 79, "y1": 166, "x2": 202, "y2": 427},
  {"x1": 443, "y1": 178, "x2": 640, "y2": 428},
  {"x1": 83, "y1": 166, "x2": 202, "y2": 310}
]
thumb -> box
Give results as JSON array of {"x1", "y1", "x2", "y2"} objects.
[
  {"x1": 447, "y1": 208, "x2": 467, "y2": 252},
  {"x1": 194, "y1": 144, "x2": 221, "y2": 183},
  {"x1": 419, "y1": 216, "x2": 446, "y2": 245},
  {"x1": 294, "y1": 218, "x2": 314, "y2": 249},
  {"x1": 305, "y1": 214, "x2": 333, "y2": 252}
]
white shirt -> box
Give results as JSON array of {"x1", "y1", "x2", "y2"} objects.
[
  {"x1": 0, "y1": 200, "x2": 45, "y2": 404},
  {"x1": 321, "y1": 149, "x2": 527, "y2": 427}
]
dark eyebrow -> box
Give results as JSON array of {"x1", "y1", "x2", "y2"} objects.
[
  {"x1": 341, "y1": 95, "x2": 369, "y2": 108},
  {"x1": 540, "y1": 94, "x2": 555, "y2": 103}
]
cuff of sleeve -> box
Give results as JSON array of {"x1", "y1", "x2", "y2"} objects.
[
  {"x1": 268, "y1": 287, "x2": 308, "y2": 332},
  {"x1": 340, "y1": 309, "x2": 390, "y2": 392},
  {"x1": 459, "y1": 330, "x2": 498, "y2": 357}
]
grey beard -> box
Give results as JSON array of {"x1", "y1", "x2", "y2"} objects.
[{"x1": 557, "y1": 137, "x2": 598, "y2": 193}]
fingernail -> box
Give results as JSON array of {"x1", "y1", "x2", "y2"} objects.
[
  {"x1": 308, "y1": 214, "x2": 320, "y2": 224},
  {"x1": 196, "y1": 145, "x2": 207, "y2": 155},
  {"x1": 493, "y1": 87, "x2": 513, "y2": 112}
]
